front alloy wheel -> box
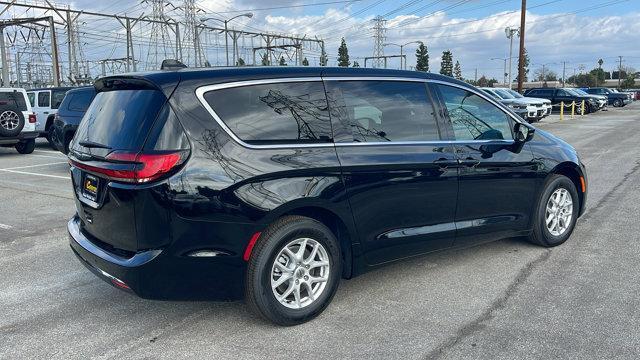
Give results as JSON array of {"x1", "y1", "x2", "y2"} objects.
[
  {"x1": 527, "y1": 174, "x2": 579, "y2": 247},
  {"x1": 545, "y1": 188, "x2": 574, "y2": 237}
]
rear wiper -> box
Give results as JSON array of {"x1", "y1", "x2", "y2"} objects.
[{"x1": 78, "y1": 140, "x2": 111, "y2": 149}]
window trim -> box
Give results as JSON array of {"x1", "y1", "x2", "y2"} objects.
[{"x1": 195, "y1": 76, "x2": 519, "y2": 150}]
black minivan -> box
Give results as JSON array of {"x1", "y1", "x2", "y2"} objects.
[{"x1": 68, "y1": 67, "x2": 587, "y2": 325}]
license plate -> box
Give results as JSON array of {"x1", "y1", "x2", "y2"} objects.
[{"x1": 82, "y1": 173, "x2": 100, "y2": 202}]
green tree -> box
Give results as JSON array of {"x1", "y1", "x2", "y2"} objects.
[
  {"x1": 440, "y1": 50, "x2": 453, "y2": 77},
  {"x1": 302, "y1": 57, "x2": 309, "y2": 66},
  {"x1": 261, "y1": 53, "x2": 270, "y2": 66},
  {"x1": 567, "y1": 73, "x2": 596, "y2": 87},
  {"x1": 236, "y1": 58, "x2": 245, "y2": 66},
  {"x1": 516, "y1": 48, "x2": 530, "y2": 82},
  {"x1": 353, "y1": 61, "x2": 360, "y2": 68},
  {"x1": 476, "y1": 75, "x2": 498, "y2": 87},
  {"x1": 337, "y1": 38, "x2": 350, "y2": 67},
  {"x1": 622, "y1": 75, "x2": 636, "y2": 89},
  {"x1": 279, "y1": 56, "x2": 287, "y2": 66},
  {"x1": 415, "y1": 43, "x2": 429, "y2": 72},
  {"x1": 589, "y1": 67, "x2": 609, "y2": 85},
  {"x1": 453, "y1": 61, "x2": 463, "y2": 80},
  {"x1": 319, "y1": 52, "x2": 328, "y2": 66}
]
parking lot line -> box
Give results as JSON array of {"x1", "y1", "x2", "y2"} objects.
[
  {"x1": 31, "y1": 154, "x2": 67, "y2": 160},
  {"x1": 34, "y1": 149, "x2": 63, "y2": 155},
  {"x1": 0, "y1": 168, "x2": 69, "y2": 179},
  {"x1": 2, "y1": 162, "x2": 68, "y2": 171}
]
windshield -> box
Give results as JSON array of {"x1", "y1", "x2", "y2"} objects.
[
  {"x1": 505, "y1": 89, "x2": 524, "y2": 98},
  {"x1": 564, "y1": 88, "x2": 581, "y2": 96},
  {"x1": 494, "y1": 89, "x2": 515, "y2": 99}
]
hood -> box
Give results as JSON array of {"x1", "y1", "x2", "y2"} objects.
[{"x1": 523, "y1": 96, "x2": 551, "y2": 105}]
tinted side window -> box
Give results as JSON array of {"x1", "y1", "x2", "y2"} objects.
[
  {"x1": 51, "y1": 90, "x2": 67, "y2": 109},
  {"x1": 203, "y1": 82, "x2": 331, "y2": 145},
  {"x1": 557, "y1": 89, "x2": 570, "y2": 96},
  {"x1": 325, "y1": 80, "x2": 440, "y2": 142},
  {"x1": 27, "y1": 92, "x2": 35, "y2": 107},
  {"x1": 436, "y1": 84, "x2": 512, "y2": 141},
  {"x1": 67, "y1": 91, "x2": 95, "y2": 112},
  {"x1": 38, "y1": 91, "x2": 51, "y2": 107}
]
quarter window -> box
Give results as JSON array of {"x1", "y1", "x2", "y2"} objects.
[
  {"x1": 38, "y1": 91, "x2": 50, "y2": 107},
  {"x1": 203, "y1": 82, "x2": 331, "y2": 145},
  {"x1": 435, "y1": 84, "x2": 513, "y2": 141},
  {"x1": 325, "y1": 80, "x2": 440, "y2": 142}
]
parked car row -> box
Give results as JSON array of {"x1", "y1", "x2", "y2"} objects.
[
  {"x1": 480, "y1": 87, "x2": 551, "y2": 122},
  {"x1": 523, "y1": 88, "x2": 605, "y2": 114},
  {"x1": 582, "y1": 87, "x2": 632, "y2": 107}
]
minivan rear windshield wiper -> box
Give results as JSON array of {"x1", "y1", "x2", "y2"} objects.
[{"x1": 78, "y1": 140, "x2": 112, "y2": 149}]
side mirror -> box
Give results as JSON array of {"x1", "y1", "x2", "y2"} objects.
[{"x1": 514, "y1": 122, "x2": 535, "y2": 143}]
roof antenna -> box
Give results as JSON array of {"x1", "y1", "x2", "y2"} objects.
[{"x1": 161, "y1": 59, "x2": 188, "y2": 70}]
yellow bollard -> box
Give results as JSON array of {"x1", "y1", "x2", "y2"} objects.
[
  {"x1": 581, "y1": 100, "x2": 585, "y2": 116},
  {"x1": 560, "y1": 101, "x2": 564, "y2": 120},
  {"x1": 571, "y1": 101, "x2": 575, "y2": 119}
]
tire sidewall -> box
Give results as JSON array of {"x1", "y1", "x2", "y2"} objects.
[
  {"x1": 15, "y1": 139, "x2": 35, "y2": 154},
  {"x1": 536, "y1": 176, "x2": 579, "y2": 246},
  {"x1": 248, "y1": 218, "x2": 341, "y2": 325}
]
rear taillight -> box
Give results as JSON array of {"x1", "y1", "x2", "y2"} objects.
[
  {"x1": 69, "y1": 150, "x2": 188, "y2": 183},
  {"x1": 28, "y1": 113, "x2": 36, "y2": 123}
]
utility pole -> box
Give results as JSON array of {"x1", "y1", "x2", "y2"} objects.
[
  {"x1": 562, "y1": 61, "x2": 566, "y2": 87},
  {"x1": 475, "y1": 67, "x2": 478, "y2": 84},
  {"x1": 0, "y1": 27, "x2": 7, "y2": 86},
  {"x1": 48, "y1": 16, "x2": 60, "y2": 86},
  {"x1": 618, "y1": 55, "x2": 623, "y2": 89},
  {"x1": 517, "y1": 0, "x2": 527, "y2": 92}
]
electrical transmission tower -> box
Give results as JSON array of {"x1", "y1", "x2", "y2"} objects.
[
  {"x1": 180, "y1": 0, "x2": 203, "y2": 67},
  {"x1": 143, "y1": 0, "x2": 175, "y2": 70},
  {"x1": 372, "y1": 16, "x2": 386, "y2": 68}
]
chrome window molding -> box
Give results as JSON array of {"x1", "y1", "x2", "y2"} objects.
[{"x1": 194, "y1": 76, "x2": 522, "y2": 150}]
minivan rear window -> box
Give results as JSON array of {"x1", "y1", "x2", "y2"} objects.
[
  {"x1": 73, "y1": 89, "x2": 166, "y2": 151},
  {"x1": 203, "y1": 81, "x2": 332, "y2": 144}
]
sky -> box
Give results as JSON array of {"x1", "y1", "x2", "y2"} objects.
[{"x1": 2, "y1": 0, "x2": 639, "y2": 81}]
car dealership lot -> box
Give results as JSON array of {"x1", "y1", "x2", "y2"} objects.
[{"x1": 1, "y1": 103, "x2": 640, "y2": 359}]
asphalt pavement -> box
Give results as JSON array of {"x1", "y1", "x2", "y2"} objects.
[{"x1": 1, "y1": 103, "x2": 639, "y2": 359}]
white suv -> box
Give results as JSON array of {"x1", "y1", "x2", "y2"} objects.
[
  {"x1": 0, "y1": 88, "x2": 38, "y2": 154},
  {"x1": 26, "y1": 87, "x2": 72, "y2": 145}
]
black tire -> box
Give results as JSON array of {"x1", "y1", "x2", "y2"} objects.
[
  {"x1": 0, "y1": 106, "x2": 25, "y2": 137},
  {"x1": 62, "y1": 133, "x2": 73, "y2": 154},
  {"x1": 245, "y1": 215, "x2": 342, "y2": 326},
  {"x1": 46, "y1": 125, "x2": 57, "y2": 148},
  {"x1": 527, "y1": 174, "x2": 579, "y2": 247},
  {"x1": 613, "y1": 98, "x2": 622, "y2": 107},
  {"x1": 15, "y1": 139, "x2": 35, "y2": 154}
]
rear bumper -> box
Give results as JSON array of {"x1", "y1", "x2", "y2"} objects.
[
  {"x1": 0, "y1": 131, "x2": 39, "y2": 145},
  {"x1": 68, "y1": 215, "x2": 245, "y2": 300}
]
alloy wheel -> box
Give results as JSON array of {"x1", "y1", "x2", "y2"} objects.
[
  {"x1": 545, "y1": 188, "x2": 573, "y2": 236},
  {"x1": 271, "y1": 237, "x2": 330, "y2": 309},
  {"x1": 0, "y1": 110, "x2": 19, "y2": 130}
]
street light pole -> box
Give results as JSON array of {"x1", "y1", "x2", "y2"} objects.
[
  {"x1": 201, "y1": 13, "x2": 253, "y2": 67},
  {"x1": 383, "y1": 41, "x2": 423, "y2": 70},
  {"x1": 505, "y1": 27, "x2": 519, "y2": 89}
]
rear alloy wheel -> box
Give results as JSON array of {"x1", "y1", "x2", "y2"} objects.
[
  {"x1": 245, "y1": 215, "x2": 341, "y2": 326},
  {"x1": 613, "y1": 99, "x2": 623, "y2": 107},
  {"x1": 527, "y1": 174, "x2": 579, "y2": 247}
]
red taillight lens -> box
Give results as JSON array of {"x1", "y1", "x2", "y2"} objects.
[
  {"x1": 28, "y1": 113, "x2": 36, "y2": 123},
  {"x1": 69, "y1": 150, "x2": 188, "y2": 183}
]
